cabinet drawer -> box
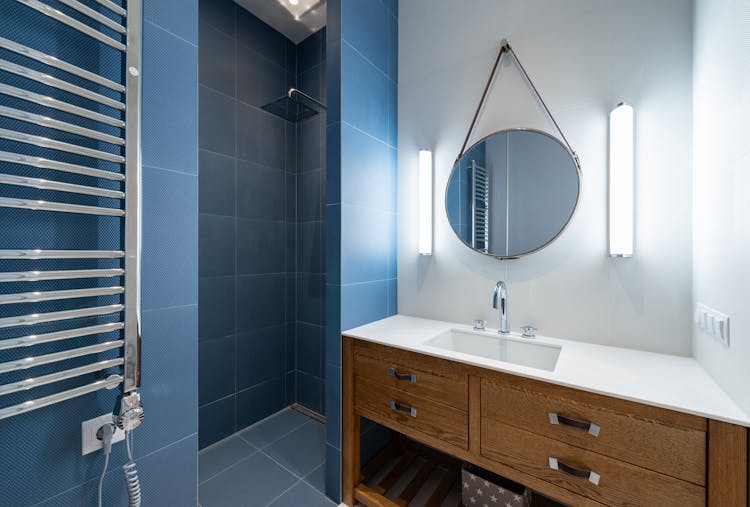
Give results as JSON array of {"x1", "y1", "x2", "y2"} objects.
[
  {"x1": 355, "y1": 377, "x2": 468, "y2": 449},
  {"x1": 481, "y1": 420, "x2": 705, "y2": 507},
  {"x1": 353, "y1": 342, "x2": 469, "y2": 411},
  {"x1": 481, "y1": 377, "x2": 706, "y2": 485}
]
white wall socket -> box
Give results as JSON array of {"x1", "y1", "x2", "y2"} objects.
[
  {"x1": 695, "y1": 303, "x2": 730, "y2": 348},
  {"x1": 82, "y1": 414, "x2": 125, "y2": 456}
]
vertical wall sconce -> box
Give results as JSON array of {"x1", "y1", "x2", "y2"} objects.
[
  {"x1": 608, "y1": 103, "x2": 634, "y2": 257},
  {"x1": 418, "y1": 149, "x2": 433, "y2": 256}
]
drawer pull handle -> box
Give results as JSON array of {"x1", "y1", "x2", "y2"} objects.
[
  {"x1": 389, "y1": 367, "x2": 416, "y2": 383},
  {"x1": 389, "y1": 400, "x2": 417, "y2": 417},
  {"x1": 548, "y1": 412, "x2": 600, "y2": 437},
  {"x1": 548, "y1": 457, "x2": 601, "y2": 485}
]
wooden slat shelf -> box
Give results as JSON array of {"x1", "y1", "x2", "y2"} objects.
[{"x1": 355, "y1": 439, "x2": 462, "y2": 507}]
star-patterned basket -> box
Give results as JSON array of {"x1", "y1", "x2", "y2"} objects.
[{"x1": 461, "y1": 464, "x2": 532, "y2": 507}]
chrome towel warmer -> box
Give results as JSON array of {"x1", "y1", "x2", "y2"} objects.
[
  {"x1": 471, "y1": 160, "x2": 489, "y2": 253},
  {"x1": 0, "y1": 0, "x2": 141, "y2": 419}
]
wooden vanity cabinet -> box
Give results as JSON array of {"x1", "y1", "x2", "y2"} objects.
[{"x1": 343, "y1": 337, "x2": 748, "y2": 507}]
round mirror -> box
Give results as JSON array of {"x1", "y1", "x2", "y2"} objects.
[{"x1": 446, "y1": 129, "x2": 581, "y2": 258}]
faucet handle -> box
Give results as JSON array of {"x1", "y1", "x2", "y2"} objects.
[
  {"x1": 472, "y1": 319, "x2": 486, "y2": 331},
  {"x1": 521, "y1": 325, "x2": 537, "y2": 338}
]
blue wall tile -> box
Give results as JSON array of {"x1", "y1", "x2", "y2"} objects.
[
  {"x1": 199, "y1": 85, "x2": 236, "y2": 157},
  {"x1": 341, "y1": 42, "x2": 390, "y2": 141},
  {"x1": 142, "y1": 166, "x2": 199, "y2": 311},
  {"x1": 199, "y1": 0, "x2": 235, "y2": 36},
  {"x1": 142, "y1": 21, "x2": 199, "y2": 174},
  {"x1": 236, "y1": 377, "x2": 285, "y2": 428},
  {"x1": 145, "y1": 0, "x2": 199, "y2": 45},
  {"x1": 236, "y1": 326, "x2": 286, "y2": 389},
  {"x1": 199, "y1": 214, "x2": 236, "y2": 277},
  {"x1": 137, "y1": 305, "x2": 199, "y2": 456},
  {"x1": 340, "y1": 124, "x2": 393, "y2": 209},
  {"x1": 342, "y1": 0, "x2": 389, "y2": 74},
  {"x1": 198, "y1": 275, "x2": 236, "y2": 339},
  {"x1": 199, "y1": 335, "x2": 236, "y2": 404},
  {"x1": 341, "y1": 204, "x2": 393, "y2": 284},
  {"x1": 341, "y1": 281, "x2": 389, "y2": 330},
  {"x1": 199, "y1": 21, "x2": 236, "y2": 97},
  {"x1": 199, "y1": 150, "x2": 236, "y2": 216}
]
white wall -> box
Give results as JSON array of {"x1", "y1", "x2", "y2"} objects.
[
  {"x1": 398, "y1": 0, "x2": 694, "y2": 355},
  {"x1": 692, "y1": 0, "x2": 750, "y2": 413}
]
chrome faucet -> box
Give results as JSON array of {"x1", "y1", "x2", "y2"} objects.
[{"x1": 492, "y1": 281, "x2": 510, "y2": 335}]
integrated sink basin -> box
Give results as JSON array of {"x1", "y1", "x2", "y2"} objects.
[{"x1": 424, "y1": 329, "x2": 561, "y2": 372}]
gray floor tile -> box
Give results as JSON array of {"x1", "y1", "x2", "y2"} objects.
[
  {"x1": 199, "y1": 436, "x2": 257, "y2": 483},
  {"x1": 199, "y1": 452, "x2": 298, "y2": 507},
  {"x1": 263, "y1": 421, "x2": 325, "y2": 477},
  {"x1": 304, "y1": 463, "x2": 325, "y2": 492},
  {"x1": 239, "y1": 408, "x2": 310, "y2": 448},
  {"x1": 268, "y1": 481, "x2": 336, "y2": 507}
]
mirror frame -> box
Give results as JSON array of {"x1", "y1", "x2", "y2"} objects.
[{"x1": 445, "y1": 128, "x2": 582, "y2": 260}]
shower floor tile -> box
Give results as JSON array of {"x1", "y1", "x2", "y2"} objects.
[{"x1": 199, "y1": 408, "x2": 335, "y2": 507}]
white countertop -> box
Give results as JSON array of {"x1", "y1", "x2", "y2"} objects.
[{"x1": 343, "y1": 315, "x2": 750, "y2": 427}]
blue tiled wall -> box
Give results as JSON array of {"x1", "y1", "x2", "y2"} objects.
[
  {"x1": 325, "y1": 0, "x2": 398, "y2": 501},
  {"x1": 0, "y1": 0, "x2": 199, "y2": 505},
  {"x1": 295, "y1": 29, "x2": 327, "y2": 415},
  {"x1": 198, "y1": 0, "x2": 297, "y2": 448}
]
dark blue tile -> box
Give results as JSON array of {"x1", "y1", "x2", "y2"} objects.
[
  {"x1": 341, "y1": 42, "x2": 389, "y2": 142},
  {"x1": 237, "y1": 219, "x2": 285, "y2": 275},
  {"x1": 199, "y1": 150, "x2": 235, "y2": 216},
  {"x1": 239, "y1": 408, "x2": 310, "y2": 448},
  {"x1": 235, "y1": 8, "x2": 288, "y2": 67},
  {"x1": 388, "y1": 0, "x2": 398, "y2": 17},
  {"x1": 325, "y1": 123, "x2": 341, "y2": 204},
  {"x1": 325, "y1": 205, "x2": 341, "y2": 284},
  {"x1": 142, "y1": 166, "x2": 198, "y2": 311},
  {"x1": 199, "y1": 436, "x2": 256, "y2": 483},
  {"x1": 269, "y1": 480, "x2": 335, "y2": 507},
  {"x1": 199, "y1": 214, "x2": 235, "y2": 277},
  {"x1": 296, "y1": 371, "x2": 322, "y2": 413},
  {"x1": 236, "y1": 325, "x2": 286, "y2": 389},
  {"x1": 199, "y1": 276, "x2": 235, "y2": 340},
  {"x1": 340, "y1": 204, "x2": 393, "y2": 284},
  {"x1": 137, "y1": 305, "x2": 198, "y2": 456},
  {"x1": 342, "y1": 0, "x2": 389, "y2": 75},
  {"x1": 297, "y1": 273, "x2": 323, "y2": 325},
  {"x1": 298, "y1": 65, "x2": 324, "y2": 105},
  {"x1": 324, "y1": 283, "x2": 342, "y2": 365},
  {"x1": 236, "y1": 274, "x2": 285, "y2": 332},
  {"x1": 199, "y1": 452, "x2": 297, "y2": 507},
  {"x1": 237, "y1": 42, "x2": 288, "y2": 107},
  {"x1": 340, "y1": 124, "x2": 392, "y2": 210},
  {"x1": 264, "y1": 422, "x2": 325, "y2": 477},
  {"x1": 299, "y1": 116, "x2": 323, "y2": 173},
  {"x1": 298, "y1": 221, "x2": 323, "y2": 274},
  {"x1": 285, "y1": 171, "x2": 297, "y2": 222},
  {"x1": 199, "y1": 85, "x2": 236, "y2": 157},
  {"x1": 199, "y1": 0, "x2": 235, "y2": 36},
  {"x1": 341, "y1": 280, "x2": 388, "y2": 330},
  {"x1": 285, "y1": 370, "x2": 296, "y2": 405},
  {"x1": 138, "y1": 435, "x2": 198, "y2": 507},
  {"x1": 324, "y1": 443, "x2": 342, "y2": 502},
  {"x1": 304, "y1": 463, "x2": 326, "y2": 492},
  {"x1": 199, "y1": 396, "x2": 236, "y2": 449},
  {"x1": 299, "y1": 169, "x2": 323, "y2": 221},
  {"x1": 298, "y1": 29, "x2": 325, "y2": 74},
  {"x1": 325, "y1": 364, "x2": 341, "y2": 449},
  {"x1": 326, "y1": 42, "x2": 342, "y2": 125},
  {"x1": 236, "y1": 102, "x2": 285, "y2": 168},
  {"x1": 285, "y1": 123, "x2": 298, "y2": 173},
  {"x1": 199, "y1": 335, "x2": 235, "y2": 404},
  {"x1": 143, "y1": 22, "x2": 198, "y2": 174},
  {"x1": 297, "y1": 323, "x2": 322, "y2": 377},
  {"x1": 388, "y1": 79, "x2": 397, "y2": 147},
  {"x1": 200, "y1": 21, "x2": 236, "y2": 96},
  {"x1": 236, "y1": 160, "x2": 285, "y2": 220},
  {"x1": 236, "y1": 377, "x2": 285, "y2": 429}
]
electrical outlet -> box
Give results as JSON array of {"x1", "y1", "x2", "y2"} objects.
[
  {"x1": 82, "y1": 414, "x2": 125, "y2": 455},
  {"x1": 695, "y1": 303, "x2": 730, "y2": 348}
]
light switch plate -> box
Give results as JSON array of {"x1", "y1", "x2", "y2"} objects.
[
  {"x1": 695, "y1": 303, "x2": 730, "y2": 348},
  {"x1": 82, "y1": 413, "x2": 125, "y2": 455}
]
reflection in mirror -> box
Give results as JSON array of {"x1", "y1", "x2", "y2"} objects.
[{"x1": 446, "y1": 129, "x2": 580, "y2": 258}]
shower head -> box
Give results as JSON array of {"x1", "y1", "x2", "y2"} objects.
[{"x1": 261, "y1": 88, "x2": 326, "y2": 122}]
